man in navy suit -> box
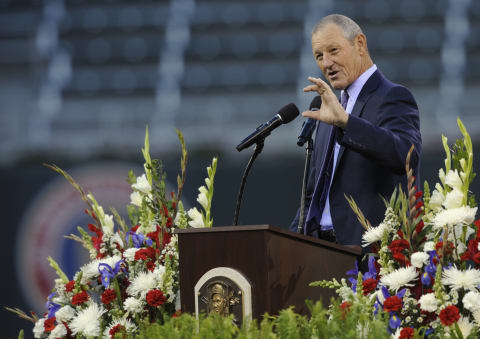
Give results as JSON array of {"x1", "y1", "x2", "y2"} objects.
[{"x1": 290, "y1": 14, "x2": 421, "y2": 252}]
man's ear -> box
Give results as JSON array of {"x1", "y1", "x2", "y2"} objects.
[{"x1": 355, "y1": 34, "x2": 368, "y2": 55}]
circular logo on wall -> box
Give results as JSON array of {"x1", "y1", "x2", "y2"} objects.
[{"x1": 15, "y1": 162, "x2": 147, "y2": 313}]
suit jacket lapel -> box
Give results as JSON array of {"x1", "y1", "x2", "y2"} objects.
[{"x1": 333, "y1": 70, "x2": 383, "y2": 173}]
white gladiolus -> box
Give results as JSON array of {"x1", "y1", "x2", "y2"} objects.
[
  {"x1": 197, "y1": 186, "x2": 209, "y2": 210},
  {"x1": 187, "y1": 207, "x2": 204, "y2": 228},
  {"x1": 130, "y1": 191, "x2": 143, "y2": 206},
  {"x1": 205, "y1": 177, "x2": 211, "y2": 188},
  {"x1": 102, "y1": 214, "x2": 114, "y2": 233},
  {"x1": 411, "y1": 252, "x2": 429, "y2": 268},
  {"x1": 445, "y1": 169, "x2": 463, "y2": 191},
  {"x1": 429, "y1": 189, "x2": 445, "y2": 210},
  {"x1": 439, "y1": 168, "x2": 446, "y2": 183},
  {"x1": 442, "y1": 188, "x2": 464, "y2": 209},
  {"x1": 132, "y1": 174, "x2": 152, "y2": 194}
]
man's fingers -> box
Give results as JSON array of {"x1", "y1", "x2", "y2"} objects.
[
  {"x1": 303, "y1": 85, "x2": 319, "y2": 92},
  {"x1": 302, "y1": 110, "x2": 320, "y2": 120},
  {"x1": 307, "y1": 76, "x2": 328, "y2": 88}
]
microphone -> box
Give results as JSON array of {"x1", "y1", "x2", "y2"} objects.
[
  {"x1": 297, "y1": 96, "x2": 322, "y2": 146},
  {"x1": 236, "y1": 103, "x2": 300, "y2": 152}
]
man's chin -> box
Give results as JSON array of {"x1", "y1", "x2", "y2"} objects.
[{"x1": 328, "y1": 79, "x2": 346, "y2": 90}]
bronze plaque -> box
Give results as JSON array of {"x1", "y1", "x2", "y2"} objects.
[{"x1": 197, "y1": 277, "x2": 244, "y2": 326}]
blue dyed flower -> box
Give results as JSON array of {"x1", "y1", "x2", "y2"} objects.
[
  {"x1": 421, "y1": 272, "x2": 431, "y2": 286},
  {"x1": 98, "y1": 260, "x2": 124, "y2": 288},
  {"x1": 126, "y1": 231, "x2": 153, "y2": 248},
  {"x1": 45, "y1": 292, "x2": 61, "y2": 319},
  {"x1": 389, "y1": 313, "x2": 402, "y2": 330}
]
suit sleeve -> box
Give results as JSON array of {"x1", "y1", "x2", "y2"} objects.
[{"x1": 337, "y1": 85, "x2": 421, "y2": 175}]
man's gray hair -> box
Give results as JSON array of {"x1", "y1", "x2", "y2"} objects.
[{"x1": 312, "y1": 14, "x2": 363, "y2": 42}]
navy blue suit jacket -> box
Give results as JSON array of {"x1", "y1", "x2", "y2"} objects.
[{"x1": 290, "y1": 70, "x2": 421, "y2": 246}]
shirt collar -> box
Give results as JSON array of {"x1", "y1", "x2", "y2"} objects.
[{"x1": 341, "y1": 64, "x2": 377, "y2": 109}]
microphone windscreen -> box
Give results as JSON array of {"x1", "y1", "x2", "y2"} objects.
[
  {"x1": 309, "y1": 96, "x2": 322, "y2": 110},
  {"x1": 278, "y1": 103, "x2": 299, "y2": 124}
]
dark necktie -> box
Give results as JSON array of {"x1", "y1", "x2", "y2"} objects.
[{"x1": 304, "y1": 90, "x2": 349, "y2": 234}]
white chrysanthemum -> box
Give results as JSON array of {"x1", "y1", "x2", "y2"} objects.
[
  {"x1": 123, "y1": 248, "x2": 137, "y2": 261},
  {"x1": 418, "y1": 293, "x2": 439, "y2": 312},
  {"x1": 33, "y1": 318, "x2": 45, "y2": 338},
  {"x1": 463, "y1": 290, "x2": 480, "y2": 311},
  {"x1": 433, "y1": 206, "x2": 478, "y2": 229},
  {"x1": 380, "y1": 266, "x2": 418, "y2": 292},
  {"x1": 187, "y1": 207, "x2": 204, "y2": 228},
  {"x1": 49, "y1": 322, "x2": 67, "y2": 339},
  {"x1": 80, "y1": 255, "x2": 122, "y2": 284},
  {"x1": 127, "y1": 271, "x2": 158, "y2": 297},
  {"x1": 423, "y1": 241, "x2": 435, "y2": 252},
  {"x1": 70, "y1": 303, "x2": 106, "y2": 337},
  {"x1": 429, "y1": 189, "x2": 445, "y2": 210},
  {"x1": 411, "y1": 252, "x2": 429, "y2": 268},
  {"x1": 361, "y1": 222, "x2": 391, "y2": 247},
  {"x1": 103, "y1": 318, "x2": 137, "y2": 339},
  {"x1": 124, "y1": 297, "x2": 145, "y2": 314},
  {"x1": 130, "y1": 191, "x2": 143, "y2": 207},
  {"x1": 55, "y1": 305, "x2": 75, "y2": 322},
  {"x1": 442, "y1": 266, "x2": 480, "y2": 291},
  {"x1": 197, "y1": 186, "x2": 209, "y2": 210},
  {"x1": 132, "y1": 174, "x2": 151, "y2": 194},
  {"x1": 445, "y1": 169, "x2": 463, "y2": 191}
]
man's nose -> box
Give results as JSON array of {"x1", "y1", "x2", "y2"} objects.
[{"x1": 322, "y1": 55, "x2": 334, "y2": 68}]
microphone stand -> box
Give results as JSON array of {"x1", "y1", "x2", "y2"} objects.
[
  {"x1": 233, "y1": 138, "x2": 265, "y2": 226},
  {"x1": 297, "y1": 136, "x2": 314, "y2": 234}
]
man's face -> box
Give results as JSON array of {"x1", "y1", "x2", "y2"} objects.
[{"x1": 311, "y1": 24, "x2": 364, "y2": 90}]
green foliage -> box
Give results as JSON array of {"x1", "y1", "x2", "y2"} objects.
[{"x1": 124, "y1": 300, "x2": 392, "y2": 338}]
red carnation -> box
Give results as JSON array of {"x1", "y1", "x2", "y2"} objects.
[
  {"x1": 146, "y1": 289, "x2": 167, "y2": 307},
  {"x1": 399, "y1": 327, "x2": 414, "y2": 339},
  {"x1": 362, "y1": 278, "x2": 378, "y2": 295},
  {"x1": 389, "y1": 239, "x2": 410, "y2": 253},
  {"x1": 147, "y1": 226, "x2": 161, "y2": 248},
  {"x1": 439, "y1": 305, "x2": 460, "y2": 326},
  {"x1": 146, "y1": 260, "x2": 156, "y2": 272},
  {"x1": 101, "y1": 289, "x2": 117, "y2": 305},
  {"x1": 109, "y1": 324, "x2": 126, "y2": 338},
  {"x1": 134, "y1": 247, "x2": 156, "y2": 261},
  {"x1": 65, "y1": 280, "x2": 75, "y2": 292},
  {"x1": 415, "y1": 191, "x2": 423, "y2": 199},
  {"x1": 383, "y1": 296, "x2": 402, "y2": 313},
  {"x1": 44, "y1": 317, "x2": 56, "y2": 332},
  {"x1": 72, "y1": 290, "x2": 89, "y2": 305}
]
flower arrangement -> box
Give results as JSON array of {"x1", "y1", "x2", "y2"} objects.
[
  {"x1": 314, "y1": 118, "x2": 480, "y2": 338},
  {"x1": 8, "y1": 128, "x2": 218, "y2": 339}
]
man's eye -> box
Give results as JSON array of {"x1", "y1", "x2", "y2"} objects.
[
  {"x1": 331, "y1": 48, "x2": 338, "y2": 53},
  {"x1": 316, "y1": 54, "x2": 323, "y2": 60}
]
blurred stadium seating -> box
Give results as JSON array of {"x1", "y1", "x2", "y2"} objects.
[{"x1": 0, "y1": 0, "x2": 478, "y2": 164}]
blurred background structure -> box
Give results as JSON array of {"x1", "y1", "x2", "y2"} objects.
[{"x1": 1, "y1": 0, "x2": 480, "y2": 337}]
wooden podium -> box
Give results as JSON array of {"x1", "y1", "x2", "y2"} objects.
[{"x1": 176, "y1": 225, "x2": 360, "y2": 320}]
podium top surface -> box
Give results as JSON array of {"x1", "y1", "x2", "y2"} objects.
[{"x1": 175, "y1": 224, "x2": 361, "y2": 256}]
